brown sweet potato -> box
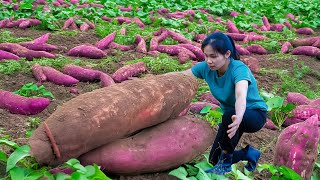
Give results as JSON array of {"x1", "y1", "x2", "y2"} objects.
[
  {"x1": 79, "y1": 116, "x2": 213, "y2": 175},
  {"x1": 67, "y1": 44, "x2": 107, "y2": 59},
  {"x1": 292, "y1": 46, "x2": 320, "y2": 57},
  {"x1": 112, "y1": 62, "x2": 146, "y2": 83},
  {"x1": 63, "y1": 64, "x2": 100, "y2": 82},
  {"x1": 28, "y1": 73, "x2": 199, "y2": 165},
  {"x1": 32, "y1": 63, "x2": 47, "y2": 82},
  {"x1": 241, "y1": 57, "x2": 260, "y2": 73},
  {"x1": 0, "y1": 43, "x2": 55, "y2": 60},
  {"x1": 42, "y1": 66, "x2": 79, "y2": 86}
]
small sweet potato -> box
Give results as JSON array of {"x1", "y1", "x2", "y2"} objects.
[
  {"x1": 295, "y1": 27, "x2": 314, "y2": 35},
  {"x1": 119, "y1": 6, "x2": 132, "y2": 12},
  {"x1": 63, "y1": 18, "x2": 74, "y2": 29},
  {"x1": 32, "y1": 33, "x2": 51, "y2": 44},
  {"x1": 292, "y1": 46, "x2": 320, "y2": 57},
  {"x1": 32, "y1": 63, "x2": 47, "y2": 82},
  {"x1": 42, "y1": 66, "x2": 79, "y2": 86},
  {"x1": 167, "y1": 30, "x2": 192, "y2": 44},
  {"x1": 63, "y1": 64, "x2": 100, "y2": 82},
  {"x1": 0, "y1": 90, "x2": 50, "y2": 115},
  {"x1": 67, "y1": 44, "x2": 107, "y2": 59},
  {"x1": 0, "y1": 43, "x2": 55, "y2": 60},
  {"x1": 246, "y1": 44, "x2": 267, "y2": 54},
  {"x1": 271, "y1": 24, "x2": 284, "y2": 32},
  {"x1": 189, "y1": 102, "x2": 220, "y2": 114},
  {"x1": 95, "y1": 31, "x2": 116, "y2": 50},
  {"x1": 312, "y1": 39, "x2": 320, "y2": 48},
  {"x1": 19, "y1": 42, "x2": 58, "y2": 52},
  {"x1": 286, "y1": 13, "x2": 301, "y2": 23},
  {"x1": 286, "y1": 92, "x2": 310, "y2": 105},
  {"x1": 167, "y1": 12, "x2": 187, "y2": 19},
  {"x1": 283, "y1": 20, "x2": 292, "y2": 29},
  {"x1": 225, "y1": 33, "x2": 246, "y2": 41},
  {"x1": 227, "y1": 20, "x2": 239, "y2": 33},
  {"x1": 0, "y1": 49, "x2": 20, "y2": 61},
  {"x1": 153, "y1": 28, "x2": 165, "y2": 36},
  {"x1": 198, "y1": 92, "x2": 220, "y2": 105},
  {"x1": 133, "y1": 17, "x2": 145, "y2": 29},
  {"x1": 230, "y1": 11, "x2": 240, "y2": 17},
  {"x1": 135, "y1": 35, "x2": 147, "y2": 54},
  {"x1": 259, "y1": 25, "x2": 268, "y2": 31},
  {"x1": 262, "y1": 16, "x2": 271, "y2": 30},
  {"x1": 90, "y1": 3, "x2": 103, "y2": 8},
  {"x1": 178, "y1": 44, "x2": 205, "y2": 61},
  {"x1": 101, "y1": 16, "x2": 112, "y2": 22},
  {"x1": 112, "y1": 62, "x2": 147, "y2": 83},
  {"x1": 235, "y1": 44, "x2": 251, "y2": 55},
  {"x1": 80, "y1": 23, "x2": 90, "y2": 32},
  {"x1": 99, "y1": 72, "x2": 115, "y2": 88},
  {"x1": 109, "y1": 42, "x2": 132, "y2": 51},
  {"x1": 115, "y1": 16, "x2": 131, "y2": 24},
  {"x1": 281, "y1": 42, "x2": 292, "y2": 53},
  {"x1": 263, "y1": 118, "x2": 278, "y2": 130},
  {"x1": 79, "y1": 116, "x2": 214, "y2": 175}
]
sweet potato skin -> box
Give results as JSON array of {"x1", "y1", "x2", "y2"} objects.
[
  {"x1": 19, "y1": 42, "x2": 58, "y2": 52},
  {"x1": 292, "y1": 46, "x2": 320, "y2": 57},
  {"x1": 99, "y1": 72, "x2": 115, "y2": 87},
  {"x1": 42, "y1": 66, "x2": 79, "y2": 86},
  {"x1": 63, "y1": 64, "x2": 100, "y2": 82},
  {"x1": 28, "y1": 73, "x2": 199, "y2": 165},
  {"x1": 79, "y1": 116, "x2": 214, "y2": 175},
  {"x1": 112, "y1": 62, "x2": 146, "y2": 83},
  {"x1": 0, "y1": 50, "x2": 20, "y2": 61},
  {"x1": 0, "y1": 43, "x2": 55, "y2": 60},
  {"x1": 32, "y1": 63, "x2": 47, "y2": 82},
  {"x1": 67, "y1": 45, "x2": 107, "y2": 59},
  {"x1": 0, "y1": 90, "x2": 50, "y2": 115}
]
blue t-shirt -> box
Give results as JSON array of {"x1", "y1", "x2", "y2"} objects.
[{"x1": 191, "y1": 59, "x2": 268, "y2": 113}]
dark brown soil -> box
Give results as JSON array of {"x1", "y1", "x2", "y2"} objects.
[{"x1": 0, "y1": 28, "x2": 319, "y2": 180}]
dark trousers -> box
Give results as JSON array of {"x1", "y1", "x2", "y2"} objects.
[{"x1": 209, "y1": 109, "x2": 266, "y2": 165}]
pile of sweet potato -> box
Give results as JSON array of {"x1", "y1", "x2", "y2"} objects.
[{"x1": 28, "y1": 73, "x2": 213, "y2": 175}]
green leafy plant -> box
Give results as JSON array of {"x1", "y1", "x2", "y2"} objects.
[
  {"x1": 257, "y1": 164, "x2": 303, "y2": 180},
  {"x1": 13, "y1": 83, "x2": 54, "y2": 99},
  {"x1": 200, "y1": 106, "x2": 223, "y2": 126}
]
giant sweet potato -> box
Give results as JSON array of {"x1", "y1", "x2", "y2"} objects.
[
  {"x1": 79, "y1": 115, "x2": 213, "y2": 175},
  {"x1": 274, "y1": 115, "x2": 319, "y2": 179},
  {"x1": 28, "y1": 73, "x2": 199, "y2": 165}
]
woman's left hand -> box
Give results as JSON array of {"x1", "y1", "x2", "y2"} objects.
[{"x1": 227, "y1": 115, "x2": 242, "y2": 139}]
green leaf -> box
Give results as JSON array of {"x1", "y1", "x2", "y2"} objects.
[
  {"x1": 200, "y1": 105, "x2": 212, "y2": 114},
  {"x1": 195, "y1": 167, "x2": 212, "y2": 180},
  {"x1": 25, "y1": 171, "x2": 44, "y2": 180},
  {"x1": 90, "y1": 164, "x2": 112, "y2": 180},
  {"x1": 185, "y1": 164, "x2": 198, "y2": 176},
  {"x1": 0, "y1": 151, "x2": 8, "y2": 162},
  {"x1": 25, "y1": 130, "x2": 34, "y2": 138},
  {"x1": 84, "y1": 165, "x2": 95, "y2": 177},
  {"x1": 0, "y1": 139, "x2": 19, "y2": 149},
  {"x1": 9, "y1": 166, "x2": 26, "y2": 180},
  {"x1": 266, "y1": 96, "x2": 285, "y2": 111},
  {"x1": 168, "y1": 167, "x2": 189, "y2": 180},
  {"x1": 6, "y1": 145, "x2": 30, "y2": 172},
  {"x1": 194, "y1": 160, "x2": 213, "y2": 171},
  {"x1": 55, "y1": 173, "x2": 70, "y2": 180}
]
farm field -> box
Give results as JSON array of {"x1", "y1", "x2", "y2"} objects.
[{"x1": 0, "y1": 0, "x2": 320, "y2": 180}]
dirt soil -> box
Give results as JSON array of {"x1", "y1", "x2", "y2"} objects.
[{"x1": 1, "y1": 28, "x2": 320, "y2": 180}]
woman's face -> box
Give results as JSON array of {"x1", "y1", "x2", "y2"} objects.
[{"x1": 203, "y1": 45, "x2": 229, "y2": 71}]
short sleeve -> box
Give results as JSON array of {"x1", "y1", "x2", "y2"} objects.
[
  {"x1": 191, "y1": 61, "x2": 208, "y2": 79},
  {"x1": 233, "y1": 65, "x2": 252, "y2": 85}
]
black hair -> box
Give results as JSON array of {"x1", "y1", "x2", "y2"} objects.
[{"x1": 201, "y1": 32, "x2": 240, "y2": 60}]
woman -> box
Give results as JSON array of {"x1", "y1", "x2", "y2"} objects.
[{"x1": 180, "y1": 32, "x2": 267, "y2": 175}]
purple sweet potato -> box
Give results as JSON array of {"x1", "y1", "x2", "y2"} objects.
[
  {"x1": 115, "y1": 16, "x2": 131, "y2": 24},
  {"x1": 246, "y1": 44, "x2": 267, "y2": 54},
  {"x1": 292, "y1": 46, "x2": 320, "y2": 57},
  {"x1": 225, "y1": 33, "x2": 246, "y2": 41},
  {"x1": 0, "y1": 90, "x2": 50, "y2": 115},
  {"x1": 274, "y1": 114, "x2": 319, "y2": 179},
  {"x1": 309, "y1": 98, "x2": 320, "y2": 108},
  {"x1": 295, "y1": 27, "x2": 314, "y2": 35},
  {"x1": 243, "y1": 34, "x2": 267, "y2": 43},
  {"x1": 19, "y1": 42, "x2": 58, "y2": 52},
  {"x1": 79, "y1": 116, "x2": 213, "y2": 175},
  {"x1": 67, "y1": 44, "x2": 107, "y2": 59},
  {"x1": 290, "y1": 37, "x2": 320, "y2": 47},
  {"x1": 90, "y1": 3, "x2": 103, "y2": 8},
  {"x1": 32, "y1": 33, "x2": 51, "y2": 44},
  {"x1": 235, "y1": 44, "x2": 251, "y2": 55},
  {"x1": 167, "y1": 12, "x2": 187, "y2": 19},
  {"x1": 286, "y1": 92, "x2": 310, "y2": 105},
  {"x1": 63, "y1": 18, "x2": 74, "y2": 29},
  {"x1": 259, "y1": 25, "x2": 268, "y2": 31},
  {"x1": 153, "y1": 28, "x2": 165, "y2": 36},
  {"x1": 227, "y1": 20, "x2": 239, "y2": 33},
  {"x1": 18, "y1": 20, "x2": 32, "y2": 29},
  {"x1": 281, "y1": 41, "x2": 292, "y2": 53},
  {"x1": 230, "y1": 11, "x2": 240, "y2": 17},
  {"x1": 167, "y1": 30, "x2": 192, "y2": 44},
  {"x1": 312, "y1": 39, "x2": 320, "y2": 48},
  {"x1": 271, "y1": 24, "x2": 284, "y2": 32},
  {"x1": 178, "y1": 44, "x2": 205, "y2": 61},
  {"x1": 252, "y1": 24, "x2": 259, "y2": 29},
  {"x1": 283, "y1": 20, "x2": 292, "y2": 29},
  {"x1": 291, "y1": 105, "x2": 320, "y2": 120},
  {"x1": 0, "y1": 43, "x2": 55, "y2": 60},
  {"x1": 262, "y1": 16, "x2": 271, "y2": 30},
  {"x1": 194, "y1": 34, "x2": 207, "y2": 43},
  {"x1": 286, "y1": 13, "x2": 301, "y2": 23},
  {"x1": 32, "y1": 63, "x2": 47, "y2": 82},
  {"x1": 28, "y1": 73, "x2": 199, "y2": 165},
  {"x1": 135, "y1": 35, "x2": 147, "y2": 54},
  {"x1": 282, "y1": 117, "x2": 304, "y2": 127},
  {"x1": 156, "y1": 45, "x2": 195, "y2": 59},
  {"x1": 70, "y1": 0, "x2": 78, "y2": 4},
  {"x1": 63, "y1": 64, "x2": 100, "y2": 82},
  {"x1": 101, "y1": 16, "x2": 112, "y2": 22},
  {"x1": 263, "y1": 118, "x2": 278, "y2": 130},
  {"x1": 109, "y1": 42, "x2": 132, "y2": 51},
  {"x1": 198, "y1": 92, "x2": 220, "y2": 105},
  {"x1": 0, "y1": 50, "x2": 20, "y2": 61},
  {"x1": 42, "y1": 66, "x2": 79, "y2": 86},
  {"x1": 99, "y1": 72, "x2": 115, "y2": 88},
  {"x1": 207, "y1": 15, "x2": 214, "y2": 22},
  {"x1": 189, "y1": 102, "x2": 220, "y2": 114},
  {"x1": 80, "y1": 23, "x2": 90, "y2": 32},
  {"x1": 241, "y1": 57, "x2": 260, "y2": 73},
  {"x1": 147, "y1": 50, "x2": 160, "y2": 57},
  {"x1": 133, "y1": 17, "x2": 145, "y2": 29},
  {"x1": 119, "y1": 6, "x2": 132, "y2": 12},
  {"x1": 112, "y1": 62, "x2": 146, "y2": 83},
  {"x1": 95, "y1": 31, "x2": 116, "y2": 50},
  {"x1": 0, "y1": 19, "x2": 9, "y2": 28}
]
